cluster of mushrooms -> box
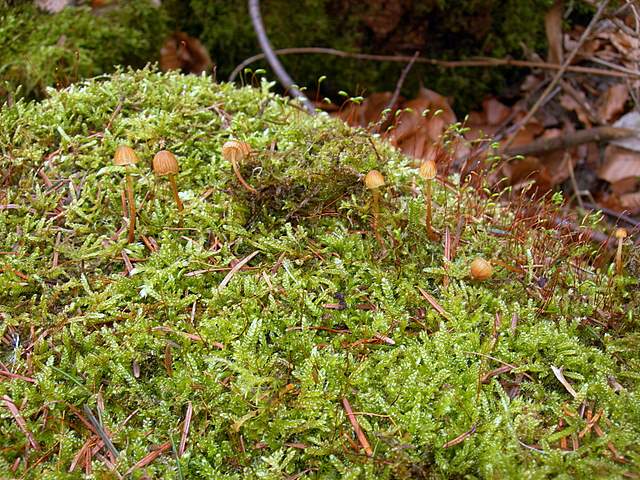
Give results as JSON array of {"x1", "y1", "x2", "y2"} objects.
[
  {"x1": 113, "y1": 140, "x2": 254, "y2": 243},
  {"x1": 114, "y1": 143, "x2": 628, "y2": 279},
  {"x1": 364, "y1": 160, "x2": 629, "y2": 280}
]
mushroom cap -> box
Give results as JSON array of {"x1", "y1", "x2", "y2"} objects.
[
  {"x1": 113, "y1": 145, "x2": 139, "y2": 166},
  {"x1": 470, "y1": 257, "x2": 493, "y2": 280},
  {"x1": 615, "y1": 227, "x2": 628, "y2": 239},
  {"x1": 222, "y1": 140, "x2": 251, "y2": 162},
  {"x1": 153, "y1": 150, "x2": 179, "y2": 176},
  {"x1": 419, "y1": 159, "x2": 437, "y2": 180},
  {"x1": 364, "y1": 170, "x2": 385, "y2": 190}
]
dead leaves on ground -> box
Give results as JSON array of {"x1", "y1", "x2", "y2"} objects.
[{"x1": 329, "y1": 4, "x2": 639, "y2": 216}]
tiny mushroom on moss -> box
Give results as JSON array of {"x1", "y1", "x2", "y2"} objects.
[
  {"x1": 113, "y1": 145, "x2": 139, "y2": 243},
  {"x1": 470, "y1": 257, "x2": 493, "y2": 280},
  {"x1": 364, "y1": 169, "x2": 385, "y2": 247},
  {"x1": 418, "y1": 159, "x2": 437, "y2": 240},
  {"x1": 614, "y1": 227, "x2": 627, "y2": 275},
  {"x1": 222, "y1": 140, "x2": 257, "y2": 194},
  {"x1": 153, "y1": 150, "x2": 184, "y2": 211}
]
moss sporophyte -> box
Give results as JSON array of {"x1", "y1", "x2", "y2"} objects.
[{"x1": 0, "y1": 69, "x2": 638, "y2": 479}]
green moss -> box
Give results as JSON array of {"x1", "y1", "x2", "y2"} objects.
[
  {"x1": 0, "y1": 69, "x2": 638, "y2": 478},
  {"x1": 0, "y1": 1, "x2": 167, "y2": 101}
]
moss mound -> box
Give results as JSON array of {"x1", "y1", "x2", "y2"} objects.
[
  {"x1": 0, "y1": 1, "x2": 167, "y2": 101},
  {"x1": 1, "y1": 69, "x2": 639, "y2": 478}
]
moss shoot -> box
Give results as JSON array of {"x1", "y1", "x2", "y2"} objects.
[{"x1": 0, "y1": 69, "x2": 638, "y2": 478}]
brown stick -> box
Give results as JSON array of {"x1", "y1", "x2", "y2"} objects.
[
  {"x1": 342, "y1": 398, "x2": 373, "y2": 457},
  {"x1": 503, "y1": 126, "x2": 636, "y2": 157},
  {"x1": 228, "y1": 47, "x2": 638, "y2": 82}
]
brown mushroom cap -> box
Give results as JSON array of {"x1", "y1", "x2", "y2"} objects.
[
  {"x1": 419, "y1": 159, "x2": 437, "y2": 180},
  {"x1": 615, "y1": 228, "x2": 628, "y2": 239},
  {"x1": 222, "y1": 140, "x2": 252, "y2": 162},
  {"x1": 364, "y1": 170, "x2": 385, "y2": 190},
  {"x1": 153, "y1": 150, "x2": 179, "y2": 176},
  {"x1": 470, "y1": 257, "x2": 493, "y2": 280},
  {"x1": 113, "y1": 145, "x2": 139, "y2": 167}
]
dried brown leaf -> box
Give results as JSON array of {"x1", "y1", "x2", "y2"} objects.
[
  {"x1": 598, "y1": 145, "x2": 640, "y2": 183},
  {"x1": 160, "y1": 32, "x2": 213, "y2": 75},
  {"x1": 597, "y1": 84, "x2": 629, "y2": 124},
  {"x1": 620, "y1": 191, "x2": 640, "y2": 213}
]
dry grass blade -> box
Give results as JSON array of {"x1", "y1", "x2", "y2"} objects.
[
  {"x1": 83, "y1": 405, "x2": 119, "y2": 460},
  {"x1": 219, "y1": 251, "x2": 260, "y2": 290},
  {"x1": 551, "y1": 365, "x2": 578, "y2": 398},
  {"x1": 443, "y1": 424, "x2": 477, "y2": 448},
  {"x1": 179, "y1": 402, "x2": 193, "y2": 457},
  {"x1": 417, "y1": 286, "x2": 450, "y2": 319},
  {"x1": 125, "y1": 441, "x2": 171, "y2": 475},
  {"x1": 342, "y1": 397, "x2": 373, "y2": 457},
  {"x1": 2, "y1": 395, "x2": 40, "y2": 451}
]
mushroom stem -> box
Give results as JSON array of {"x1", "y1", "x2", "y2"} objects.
[
  {"x1": 616, "y1": 237, "x2": 624, "y2": 275},
  {"x1": 125, "y1": 172, "x2": 136, "y2": 243},
  {"x1": 168, "y1": 175, "x2": 184, "y2": 212},
  {"x1": 231, "y1": 158, "x2": 257, "y2": 194},
  {"x1": 424, "y1": 180, "x2": 433, "y2": 239},
  {"x1": 371, "y1": 189, "x2": 384, "y2": 247}
]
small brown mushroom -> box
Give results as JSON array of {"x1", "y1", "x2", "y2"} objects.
[
  {"x1": 222, "y1": 140, "x2": 256, "y2": 194},
  {"x1": 113, "y1": 145, "x2": 139, "y2": 243},
  {"x1": 615, "y1": 228, "x2": 627, "y2": 275},
  {"x1": 470, "y1": 257, "x2": 493, "y2": 281},
  {"x1": 364, "y1": 170, "x2": 385, "y2": 247},
  {"x1": 418, "y1": 159, "x2": 437, "y2": 240},
  {"x1": 153, "y1": 150, "x2": 184, "y2": 212}
]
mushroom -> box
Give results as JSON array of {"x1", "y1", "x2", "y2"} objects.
[
  {"x1": 364, "y1": 170, "x2": 385, "y2": 247},
  {"x1": 418, "y1": 159, "x2": 437, "y2": 240},
  {"x1": 614, "y1": 227, "x2": 627, "y2": 275},
  {"x1": 113, "y1": 145, "x2": 139, "y2": 243},
  {"x1": 153, "y1": 150, "x2": 184, "y2": 211},
  {"x1": 222, "y1": 140, "x2": 257, "y2": 194},
  {"x1": 470, "y1": 257, "x2": 493, "y2": 280}
]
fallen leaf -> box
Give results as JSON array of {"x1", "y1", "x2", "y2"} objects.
[
  {"x1": 483, "y1": 97, "x2": 511, "y2": 126},
  {"x1": 598, "y1": 145, "x2": 640, "y2": 183},
  {"x1": 597, "y1": 84, "x2": 629, "y2": 124},
  {"x1": 611, "y1": 111, "x2": 640, "y2": 152},
  {"x1": 620, "y1": 191, "x2": 640, "y2": 213},
  {"x1": 160, "y1": 32, "x2": 213, "y2": 75}
]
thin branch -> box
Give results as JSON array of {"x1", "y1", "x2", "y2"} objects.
[
  {"x1": 247, "y1": 0, "x2": 315, "y2": 115},
  {"x1": 386, "y1": 51, "x2": 419, "y2": 111},
  {"x1": 503, "y1": 126, "x2": 636, "y2": 157},
  {"x1": 228, "y1": 47, "x2": 639, "y2": 83},
  {"x1": 502, "y1": 0, "x2": 611, "y2": 151}
]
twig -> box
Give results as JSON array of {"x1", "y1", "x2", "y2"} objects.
[
  {"x1": 386, "y1": 51, "x2": 419, "y2": 112},
  {"x1": 247, "y1": 0, "x2": 315, "y2": 115},
  {"x1": 228, "y1": 47, "x2": 638, "y2": 83},
  {"x1": 502, "y1": 0, "x2": 611, "y2": 151},
  {"x1": 503, "y1": 126, "x2": 635, "y2": 157},
  {"x1": 342, "y1": 397, "x2": 373, "y2": 457}
]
